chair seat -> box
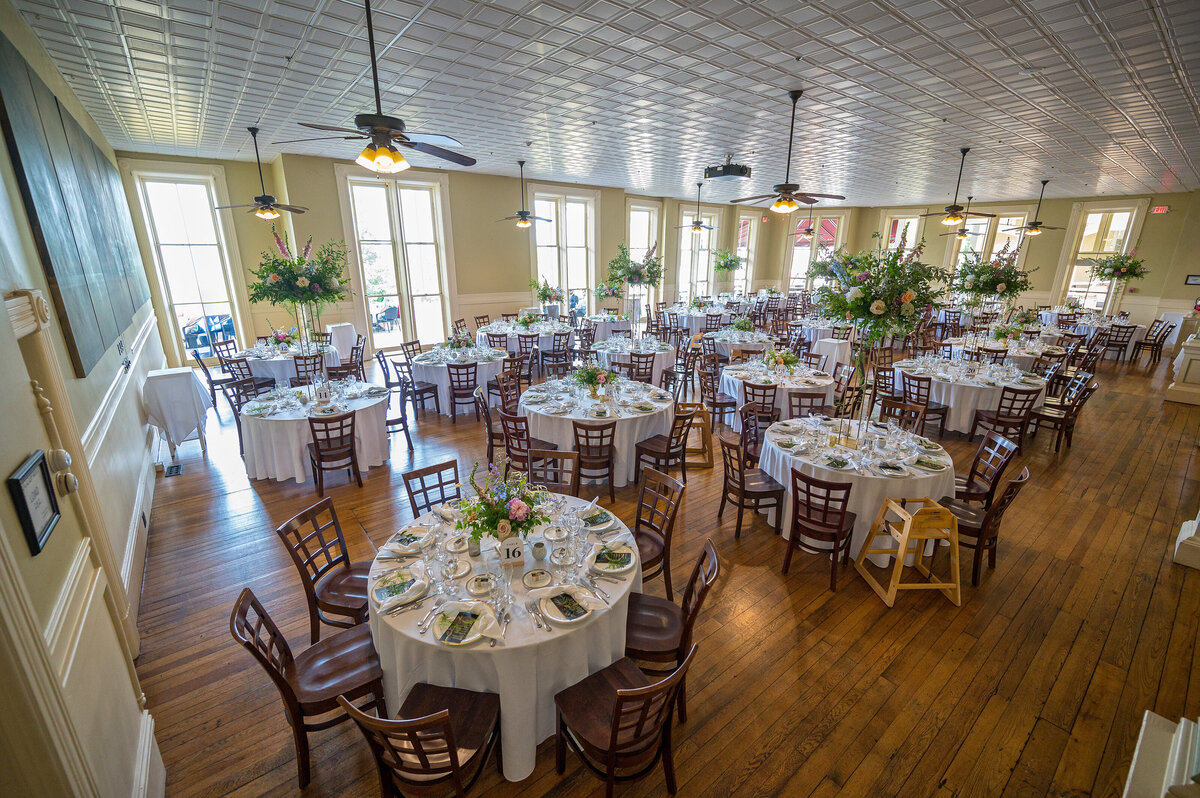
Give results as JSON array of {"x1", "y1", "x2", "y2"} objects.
[
  {"x1": 937, "y1": 495, "x2": 987, "y2": 528},
  {"x1": 1031, "y1": 406, "x2": 1069, "y2": 421},
  {"x1": 636, "y1": 531, "x2": 664, "y2": 570},
  {"x1": 624, "y1": 593, "x2": 684, "y2": 658},
  {"x1": 555, "y1": 657, "x2": 652, "y2": 754},
  {"x1": 742, "y1": 469, "x2": 785, "y2": 495},
  {"x1": 712, "y1": 392, "x2": 737, "y2": 407},
  {"x1": 314, "y1": 561, "x2": 370, "y2": 615},
  {"x1": 306, "y1": 442, "x2": 356, "y2": 464},
  {"x1": 953, "y1": 476, "x2": 989, "y2": 502},
  {"x1": 635, "y1": 434, "x2": 673, "y2": 455},
  {"x1": 529, "y1": 437, "x2": 558, "y2": 452},
  {"x1": 411, "y1": 380, "x2": 439, "y2": 393},
  {"x1": 398, "y1": 683, "x2": 501, "y2": 766},
  {"x1": 287, "y1": 623, "x2": 382, "y2": 706}
]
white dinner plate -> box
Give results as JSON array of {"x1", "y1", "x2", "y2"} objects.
[
  {"x1": 590, "y1": 542, "x2": 636, "y2": 575},
  {"x1": 539, "y1": 594, "x2": 592, "y2": 624},
  {"x1": 578, "y1": 508, "x2": 616, "y2": 532},
  {"x1": 431, "y1": 611, "x2": 483, "y2": 646},
  {"x1": 523, "y1": 569, "x2": 553, "y2": 589}
]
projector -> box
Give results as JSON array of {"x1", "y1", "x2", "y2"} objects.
[{"x1": 704, "y1": 157, "x2": 751, "y2": 180}]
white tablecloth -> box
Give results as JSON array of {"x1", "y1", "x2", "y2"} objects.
[
  {"x1": 368, "y1": 495, "x2": 642, "y2": 781},
  {"x1": 789, "y1": 320, "x2": 855, "y2": 345},
  {"x1": 519, "y1": 384, "x2": 674, "y2": 487},
  {"x1": 757, "y1": 422, "x2": 956, "y2": 566},
  {"x1": 668, "y1": 309, "x2": 731, "y2": 335},
  {"x1": 590, "y1": 344, "x2": 675, "y2": 385},
  {"x1": 476, "y1": 322, "x2": 570, "y2": 353},
  {"x1": 893, "y1": 365, "x2": 1046, "y2": 433},
  {"x1": 412, "y1": 355, "x2": 506, "y2": 414},
  {"x1": 718, "y1": 368, "x2": 836, "y2": 432},
  {"x1": 241, "y1": 394, "x2": 389, "y2": 483},
  {"x1": 585, "y1": 317, "x2": 632, "y2": 341},
  {"x1": 325, "y1": 322, "x2": 357, "y2": 358},
  {"x1": 813, "y1": 338, "x2": 852, "y2": 370},
  {"x1": 143, "y1": 367, "x2": 212, "y2": 454},
  {"x1": 1161, "y1": 313, "x2": 1187, "y2": 346},
  {"x1": 241, "y1": 347, "x2": 340, "y2": 387},
  {"x1": 706, "y1": 331, "x2": 772, "y2": 360},
  {"x1": 1075, "y1": 322, "x2": 1146, "y2": 359}
]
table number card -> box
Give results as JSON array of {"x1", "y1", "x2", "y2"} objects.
[{"x1": 498, "y1": 536, "x2": 525, "y2": 566}]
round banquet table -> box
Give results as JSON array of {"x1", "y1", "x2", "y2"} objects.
[
  {"x1": 476, "y1": 321, "x2": 571, "y2": 353},
  {"x1": 237, "y1": 346, "x2": 340, "y2": 387},
  {"x1": 813, "y1": 337, "x2": 852, "y2": 370},
  {"x1": 706, "y1": 331, "x2": 772, "y2": 360},
  {"x1": 1075, "y1": 322, "x2": 1145, "y2": 359},
  {"x1": 240, "y1": 389, "x2": 389, "y2": 483},
  {"x1": 719, "y1": 366, "x2": 836, "y2": 432},
  {"x1": 942, "y1": 339, "x2": 1068, "y2": 371},
  {"x1": 411, "y1": 349, "x2": 507, "y2": 414},
  {"x1": 756, "y1": 419, "x2": 957, "y2": 566},
  {"x1": 519, "y1": 381, "x2": 674, "y2": 487},
  {"x1": 788, "y1": 320, "x2": 855, "y2": 345},
  {"x1": 584, "y1": 316, "x2": 632, "y2": 341},
  {"x1": 368, "y1": 495, "x2": 642, "y2": 781},
  {"x1": 590, "y1": 341, "x2": 675, "y2": 385},
  {"x1": 669, "y1": 308, "x2": 731, "y2": 335},
  {"x1": 893, "y1": 361, "x2": 1047, "y2": 434}
]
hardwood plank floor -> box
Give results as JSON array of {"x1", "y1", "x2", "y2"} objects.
[{"x1": 135, "y1": 355, "x2": 1200, "y2": 797}]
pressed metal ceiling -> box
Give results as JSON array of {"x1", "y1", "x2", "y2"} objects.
[{"x1": 12, "y1": 0, "x2": 1200, "y2": 206}]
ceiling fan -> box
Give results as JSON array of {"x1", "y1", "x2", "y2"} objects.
[
  {"x1": 497, "y1": 160, "x2": 549, "y2": 228},
  {"x1": 276, "y1": 0, "x2": 476, "y2": 173},
  {"x1": 214, "y1": 127, "x2": 307, "y2": 219},
  {"x1": 920, "y1": 148, "x2": 995, "y2": 226},
  {"x1": 939, "y1": 196, "x2": 978, "y2": 239},
  {"x1": 798, "y1": 204, "x2": 816, "y2": 241},
  {"x1": 675, "y1": 183, "x2": 716, "y2": 232},
  {"x1": 731, "y1": 90, "x2": 845, "y2": 213},
  {"x1": 1003, "y1": 179, "x2": 1063, "y2": 236}
]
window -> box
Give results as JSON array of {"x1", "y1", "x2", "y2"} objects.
[
  {"x1": 948, "y1": 218, "x2": 990, "y2": 272},
  {"x1": 943, "y1": 211, "x2": 1029, "y2": 276},
  {"x1": 534, "y1": 191, "x2": 595, "y2": 313},
  {"x1": 136, "y1": 178, "x2": 237, "y2": 358},
  {"x1": 990, "y1": 215, "x2": 1026, "y2": 258},
  {"x1": 732, "y1": 214, "x2": 756, "y2": 296},
  {"x1": 883, "y1": 215, "x2": 920, "y2": 251},
  {"x1": 677, "y1": 210, "x2": 719, "y2": 301},
  {"x1": 1065, "y1": 210, "x2": 1132, "y2": 312},
  {"x1": 349, "y1": 179, "x2": 450, "y2": 348},
  {"x1": 789, "y1": 214, "x2": 845, "y2": 290},
  {"x1": 627, "y1": 202, "x2": 660, "y2": 312}
]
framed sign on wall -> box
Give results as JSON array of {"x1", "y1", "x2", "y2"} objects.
[{"x1": 8, "y1": 450, "x2": 60, "y2": 556}]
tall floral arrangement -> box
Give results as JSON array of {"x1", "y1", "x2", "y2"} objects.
[
  {"x1": 730, "y1": 317, "x2": 755, "y2": 332},
  {"x1": 713, "y1": 248, "x2": 741, "y2": 273},
  {"x1": 1090, "y1": 250, "x2": 1149, "y2": 282},
  {"x1": 530, "y1": 278, "x2": 564, "y2": 304},
  {"x1": 515, "y1": 311, "x2": 539, "y2": 328},
  {"x1": 607, "y1": 243, "x2": 664, "y2": 288},
  {"x1": 573, "y1": 364, "x2": 617, "y2": 398},
  {"x1": 455, "y1": 464, "x2": 549, "y2": 544},
  {"x1": 954, "y1": 243, "x2": 1035, "y2": 309},
  {"x1": 595, "y1": 282, "x2": 624, "y2": 300},
  {"x1": 248, "y1": 226, "x2": 350, "y2": 350}
]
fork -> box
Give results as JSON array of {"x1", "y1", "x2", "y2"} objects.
[{"x1": 524, "y1": 600, "x2": 543, "y2": 630}]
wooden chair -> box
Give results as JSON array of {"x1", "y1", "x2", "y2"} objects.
[
  {"x1": 628, "y1": 351, "x2": 656, "y2": 383},
  {"x1": 487, "y1": 369, "x2": 522, "y2": 414},
  {"x1": 625, "y1": 541, "x2": 719, "y2": 723},
  {"x1": 400, "y1": 340, "x2": 423, "y2": 361},
  {"x1": 939, "y1": 467, "x2": 1030, "y2": 585},
  {"x1": 801, "y1": 351, "x2": 827, "y2": 371},
  {"x1": 475, "y1": 388, "x2": 503, "y2": 464},
  {"x1": 632, "y1": 468, "x2": 685, "y2": 600},
  {"x1": 571, "y1": 325, "x2": 597, "y2": 366},
  {"x1": 787, "y1": 389, "x2": 832, "y2": 419},
  {"x1": 555, "y1": 647, "x2": 696, "y2": 798},
  {"x1": 967, "y1": 386, "x2": 1042, "y2": 452},
  {"x1": 453, "y1": 318, "x2": 468, "y2": 334},
  {"x1": 349, "y1": 335, "x2": 367, "y2": 380},
  {"x1": 544, "y1": 360, "x2": 571, "y2": 380},
  {"x1": 307, "y1": 412, "x2": 362, "y2": 495},
  {"x1": 1031, "y1": 381, "x2": 1098, "y2": 452},
  {"x1": 717, "y1": 434, "x2": 785, "y2": 539},
  {"x1": 338, "y1": 685, "x2": 501, "y2": 796},
  {"x1": 274, "y1": 498, "x2": 370, "y2": 644},
  {"x1": 446, "y1": 362, "x2": 480, "y2": 423},
  {"x1": 1131, "y1": 322, "x2": 1175, "y2": 365},
  {"x1": 501, "y1": 313, "x2": 518, "y2": 322},
  {"x1": 956, "y1": 431, "x2": 1019, "y2": 508},
  {"x1": 528, "y1": 448, "x2": 581, "y2": 497},
  {"x1": 498, "y1": 410, "x2": 558, "y2": 477},
  {"x1": 402, "y1": 459, "x2": 460, "y2": 518},
  {"x1": 782, "y1": 469, "x2": 856, "y2": 590},
  {"x1": 393, "y1": 358, "x2": 442, "y2": 414},
  {"x1": 878, "y1": 398, "x2": 926, "y2": 432},
  {"x1": 192, "y1": 348, "x2": 234, "y2": 412},
  {"x1": 311, "y1": 331, "x2": 332, "y2": 347},
  {"x1": 900, "y1": 372, "x2": 949, "y2": 437},
  {"x1": 326, "y1": 363, "x2": 359, "y2": 381},
  {"x1": 385, "y1": 382, "x2": 414, "y2": 451},
  {"x1": 374, "y1": 351, "x2": 404, "y2": 392},
  {"x1": 223, "y1": 356, "x2": 276, "y2": 392},
  {"x1": 831, "y1": 325, "x2": 853, "y2": 340},
  {"x1": 540, "y1": 331, "x2": 573, "y2": 374},
  {"x1": 486, "y1": 332, "x2": 512, "y2": 355},
  {"x1": 572, "y1": 420, "x2": 617, "y2": 502},
  {"x1": 742, "y1": 381, "x2": 779, "y2": 422},
  {"x1": 736, "y1": 405, "x2": 764, "y2": 467},
  {"x1": 213, "y1": 338, "x2": 239, "y2": 360},
  {"x1": 293, "y1": 353, "x2": 326, "y2": 386},
  {"x1": 697, "y1": 370, "x2": 736, "y2": 430},
  {"x1": 474, "y1": 313, "x2": 491, "y2": 328},
  {"x1": 634, "y1": 410, "x2": 696, "y2": 484},
  {"x1": 229, "y1": 588, "x2": 385, "y2": 789},
  {"x1": 700, "y1": 335, "x2": 729, "y2": 369},
  {"x1": 516, "y1": 332, "x2": 540, "y2": 377},
  {"x1": 221, "y1": 377, "x2": 262, "y2": 455}
]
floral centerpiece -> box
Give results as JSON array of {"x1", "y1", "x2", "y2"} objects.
[
  {"x1": 443, "y1": 330, "x2": 473, "y2": 350},
  {"x1": 954, "y1": 243, "x2": 1035, "y2": 310},
  {"x1": 1010, "y1": 308, "x2": 1041, "y2": 327},
  {"x1": 762, "y1": 349, "x2": 799, "y2": 372},
  {"x1": 595, "y1": 281, "x2": 624, "y2": 301},
  {"x1": 689, "y1": 297, "x2": 708, "y2": 311},
  {"x1": 1063, "y1": 296, "x2": 1083, "y2": 310},
  {"x1": 730, "y1": 317, "x2": 755, "y2": 332},
  {"x1": 1090, "y1": 250, "x2": 1149, "y2": 282},
  {"x1": 249, "y1": 226, "x2": 350, "y2": 351},
  {"x1": 515, "y1": 312, "x2": 539, "y2": 328},
  {"x1": 606, "y1": 243, "x2": 664, "y2": 288},
  {"x1": 265, "y1": 322, "x2": 297, "y2": 348},
  {"x1": 530, "y1": 278, "x2": 564, "y2": 305},
  {"x1": 713, "y1": 248, "x2": 741, "y2": 273},
  {"x1": 573, "y1": 364, "x2": 617, "y2": 399},
  {"x1": 992, "y1": 323, "x2": 1022, "y2": 342},
  {"x1": 455, "y1": 464, "x2": 549, "y2": 545},
  {"x1": 766, "y1": 286, "x2": 782, "y2": 296}
]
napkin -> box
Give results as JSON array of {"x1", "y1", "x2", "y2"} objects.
[
  {"x1": 433, "y1": 601, "x2": 503, "y2": 641},
  {"x1": 528, "y1": 584, "x2": 608, "y2": 613},
  {"x1": 381, "y1": 527, "x2": 431, "y2": 556},
  {"x1": 586, "y1": 541, "x2": 636, "y2": 572},
  {"x1": 373, "y1": 563, "x2": 428, "y2": 613},
  {"x1": 434, "y1": 503, "x2": 462, "y2": 522}
]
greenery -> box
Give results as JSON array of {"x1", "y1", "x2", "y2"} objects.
[
  {"x1": 530, "y1": 278, "x2": 564, "y2": 304},
  {"x1": 516, "y1": 312, "x2": 539, "y2": 328},
  {"x1": 573, "y1": 364, "x2": 618, "y2": 391},
  {"x1": 1010, "y1": 308, "x2": 1041, "y2": 327},
  {"x1": 954, "y1": 243, "x2": 1035, "y2": 301},
  {"x1": 713, "y1": 248, "x2": 742, "y2": 273},
  {"x1": 455, "y1": 464, "x2": 549, "y2": 544},
  {"x1": 607, "y1": 243, "x2": 664, "y2": 288},
  {"x1": 730, "y1": 317, "x2": 755, "y2": 332},
  {"x1": 442, "y1": 330, "x2": 473, "y2": 350},
  {"x1": 689, "y1": 297, "x2": 708, "y2": 310},
  {"x1": 992, "y1": 323, "x2": 1022, "y2": 341},
  {"x1": 762, "y1": 349, "x2": 799, "y2": 370},
  {"x1": 1090, "y1": 250, "x2": 1149, "y2": 281},
  {"x1": 249, "y1": 226, "x2": 351, "y2": 344},
  {"x1": 595, "y1": 281, "x2": 624, "y2": 300}
]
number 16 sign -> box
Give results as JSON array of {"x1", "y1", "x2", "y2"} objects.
[{"x1": 498, "y1": 536, "x2": 525, "y2": 566}]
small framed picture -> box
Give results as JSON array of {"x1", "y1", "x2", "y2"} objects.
[
  {"x1": 8, "y1": 451, "x2": 59, "y2": 556},
  {"x1": 1186, "y1": 275, "x2": 1200, "y2": 286}
]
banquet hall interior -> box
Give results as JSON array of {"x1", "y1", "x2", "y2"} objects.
[{"x1": 2, "y1": 0, "x2": 1200, "y2": 796}]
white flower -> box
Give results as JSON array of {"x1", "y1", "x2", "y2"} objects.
[
  {"x1": 964, "y1": 280, "x2": 974, "y2": 289},
  {"x1": 846, "y1": 287, "x2": 864, "y2": 301},
  {"x1": 296, "y1": 276, "x2": 310, "y2": 288},
  {"x1": 995, "y1": 282, "x2": 1007, "y2": 292},
  {"x1": 870, "y1": 300, "x2": 886, "y2": 315},
  {"x1": 900, "y1": 301, "x2": 915, "y2": 317},
  {"x1": 497, "y1": 519, "x2": 512, "y2": 538}
]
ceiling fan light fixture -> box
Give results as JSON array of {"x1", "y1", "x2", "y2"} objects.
[
  {"x1": 941, "y1": 212, "x2": 964, "y2": 225},
  {"x1": 357, "y1": 142, "x2": 409, "y2": 174},
  {"x1": 516, "y1": 217, "x2": 531, "y2": 229},
  {"x1": 255, "y1": 206, "x2": 280, "y2": 220},
  {"x1": 1025, "y1": 226, "x2": 1042, "y2": 236},
  {"x1": 771, "y1": 196, "x2": 799, "y2": 214},
  {"x1": 955, "y1": 229, "x2": 967, "y2": 240}
]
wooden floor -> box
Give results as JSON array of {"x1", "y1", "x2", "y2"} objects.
[{"x1": 137, "y1": 354, "x2": 1200, "y2": 797}]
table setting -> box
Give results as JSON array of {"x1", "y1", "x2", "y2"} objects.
[
  {"x1": 788, "y1": 316, "x2": 856, "y2": 345},
  {"x1": 475, "y1": 319, "x2": 571, "y2": 352},
  {"x1": 589, "y1": 336, "x2": 675, "y2": 384},
  {"x1": 941, "y1": 334, "x2": 1067, "y2": 370},
  {"x1": 583, "y1": 313, "x2": 632, "y2": 340},
  {"x1": 411, "y1": 341, "x2": 508, "y2": 412},
  {"x1": 366, "y1": 474, "x2": 642, "y2": 781},
  {"x1": 756, "y1": 416, "x2": 956, "y2": 566},
  {"x1": 892, "y1": 355, "x2": 1047, "y2": 433},
  {"x1": 232, "y1": 341, "x2": 341, "y2": 387},
  {"x1": 238, "y1": 379, "x2": 390, "y2": 482},
  {"x1": 706, "y1": 328, "x2": 773, "y2": 359},
  {"x1": 719, "y1": 359, "x2": 836, "y2": 431},
  {"x1": 665, "y1": 304, "x2": 732, "y2": 334}
]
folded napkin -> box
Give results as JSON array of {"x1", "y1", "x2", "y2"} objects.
[
  {"x1": 434, "y1": 503, "x2": 462, "y2": 523},
  {"x1": 373, "y1": 563, "x2": 428, "y2": 613},
  {"x1": 529, "y1": 584, "x2": 607, "y2": 613},
  {"x1": 586, "y1": 541, "x2": 636, "y2": 572},
  {"x1": 433, "y1": 601, "x2": 502, "y2": 641},
  {"x1": 382, "y1": 526, "x2": 432, "y2": 556}
]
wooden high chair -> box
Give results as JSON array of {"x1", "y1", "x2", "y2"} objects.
[{"x1": 855, "y1": 497, "x2": 961, "y2": 607}]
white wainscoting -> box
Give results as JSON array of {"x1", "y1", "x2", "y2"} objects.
[{"x1": 454, "y1": 291, "x2": 538, "y2": 326}]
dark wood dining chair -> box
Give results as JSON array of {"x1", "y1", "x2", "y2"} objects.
[
  {"x1": 307, "y1": 411, "x2": 362, "y2": 495},
  {"x1": 742, "y1": 380, "x2": 779, "y2": 422},
  {"x1": 572, "y1": 419, "x2": 617, "y2": 502},
  {"x1": 801, "y1": 351, "x2": 827, "y2": 371},
  {"x1": 900, "y1": 371, "x2": 949, "y2": 437},
  {"x1": 782, "y1": 468, "x2": 856, "y2": 590},
  {"x1": 294, "y1": 352, "x2": 326, "y2": 386},
  {"x1": 229, "y1": 588, "x2": 385, "y2": 789},
  {"x1": 192, "y1": 348, "x2": 234, "y2": 413},
  {"x1": 402, "y1": 459, "x2": 460, "y2": 518},
  {"x1": 633, "y1": 468, "x2": 685, "y2": 601},
  {"x1": 400, "y1": 340, "x2": 423, "y2": 360},
  {"x1": 393, "y1": 357, "x2": 442, "y2": 414},
  {"x1": 634, "y1": 409, "x2": 696, "y2": 484},
  {"x1": 956, "y1": 430, "x2": 1019, "y2": 508},
  {"x1": 337, "y1": 684, "x2": 501, "y2": 796},
  {"x1": 737, "y1": 404, "x2": 764, "y2": 467},
  {"x1": 213, "y1": 338, "x2": 239, "y2": 360},
  {"x1": 221, "y1": 377, "x2": 262, "y2": 456},
  {"x1": 787, "y1": 390, "x2": 831, "y2": 419},
  {"x1": 1031, "y1": 381, "x2": 1098, "y2": 452},
  {"x1": 717, "y1": 434, "x2": 785, "y2": 539},
  {"x1": 698, "y1": 370, "x2": 736, "y2": 430},
  {"x1": 528, "y1": 448, "x2": 581, "y2": 496},
  {"x1": 939, "y1": 467, "x2": 1030, "y2": 585},
  {"x1": 446, "y1": 361, "x2": 480, "y2": 423},
  {"x1": 474, "y1": 313, "x2": 491, "y2": 328},
  {"x1": 555, "y1": 646, "x2": 696, "y2": 798},
  {"x1": 475, "y1": 388, "x2": 503, "y2": 464},
  {"x1": 498, "y1": 410, "x2": 557, "y2": 477},
  {"x1": 1131, "y1": 321, "x2": 1175, "y2": 365},
  {"x1": 540, "y1": 330, "x2": 573, "y2": 374},
  {"x1": 1102, "y1": 323, "x2": 1138, "y2": 362},
  {"x1": 878, "y1": 398, "x2": 926, "y2": 432},
  {"x1": 223, "y1": 355, "x2": 277, "y2": 392},
  {"x1": 275, "y1": 497, "x2": 371, "y2": 644},
  {"x1": 629, "y1": 350, "x2": 656, "y2": 383},
  {"x1": 625, "y1": 541, "x2": 719, "y2": 723},
  {"x1": 967, "y1": 385, "x2": 1042, "y2": 452}
]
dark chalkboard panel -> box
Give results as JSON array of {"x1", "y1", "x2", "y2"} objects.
[{"x1": 0, "y1": 32, "x2": 150, "y2": 376}]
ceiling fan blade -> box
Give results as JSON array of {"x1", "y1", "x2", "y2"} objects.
[
  {"x1": 273, "y1": 135, "x2": 365, "y2": 144},
  {"x1": 673, "y1": 224, "x2": 692, "y2": 229},
  {"x1": 940, "y1": 231, "x2": 963, "y2": 237},
  {"x1": 496, "y1": 216, "x2": 521, "y2": 222},
  {"x1": 730, "y1": 194, "x2": 777, "y2": 203},
  {"x1": 917, "y1": 211, "x2": 947, "y2": 218},
  {"x1": 963, "y1": 211, "x2": 996, "y2": 218},
  {"x1": 299, "y1": 122, "x2": 364, "y2": 135},
  {"x1": 213, "y1": 203, "x2": 257, "y2": 210},
  {"x1": 796, "y1": 192, "x2": 845, "y2": 200},
  {"x1": 399, "y1": 140, "x2": 477, "y2": 166},
  {"x1": 532, "y1": 216, "x2": 552, "y2": 222},
  {"x1": 396, "y1": 132, "x2": 463, "y2": 147},
  {"x1": 1039, "y1": 225, "x2": 1065, "y2": 230},
  {"x1": 1001, "y1": 226, "x2": 1025, "y2": 232},
  {"x1": 274, "y1": 203, "x2": 308, "y2": 213}
]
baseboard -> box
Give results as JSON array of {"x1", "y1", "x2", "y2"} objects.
[
  {"x1": 120, "y1": 426, "x2": 158, "y2": 622},
  {"x1": 133, "y1": 710, "x2": 165, "y2": 798}
]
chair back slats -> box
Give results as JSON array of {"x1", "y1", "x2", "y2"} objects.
[
  {"x1": 979, "y1": 467, "x2": 1030, "y2": 539},
  {"x1": 787, "y1": 390, "x2": 827, "y2": 418},
  {"x1": 609, "y1": 646, "x2": 696, "y2": 757},
  {"x1": 636, "y1": 468, "x2": 685, "y2": 544},
  {"x1": 678, "y1": 541, "x2": 720, "y2": 650},
  {"x1": 718, "y1": 434, "x2": 746, "y2": 490},
  {"x1": 308, "y1": 412, "x2": 357, "y2": 460},
  {"x1": 801, "y1": 352, "x2": 826, "y2": 371},
  {"x1": 668, "y1": 410, "x2": 695, "y2": 451},
  {"x1": 743, "y1": 382, "x2": 778, "y2": 417},
  {"x1": 994, "y1": 386, "x2": 1042, "y2": 422},
  {"x1": 400, "y1": 340, "x2": 422, "y2": 360},
  {"x1": 225, "y1": 357, "x2": 256, "y2": 381},
  {"x1": 572, "y1": 419, "x2": 616, "y2": 459},
  {"x1": 402, "y1": 460, "x2": 461, "y2": 517},
  {"x1": 475, "y1": 314, "x2": 491, "y2": 328},
  {"x1": 230, "y1": 588, "x2": 296, "y2": 690},
  {"x1": 338, "y1": 698, "x2": 466, "y2": 786},
  {"x1": 276, "y1": 498, "x2": 352, "y2": 587},
  {"x1": 878, "y1": 398, "x2": 925, "y2": 432},
  {"x1": 789, "y1": 468, "x2": 853, "y2": 535},
  {"x1": 901, "y1": 372, "x2": 933, "y2": 405},
  {"x1": 967, "y1": 431, "x2": 1020, "y2": 502},
  {"x1": 528, "y1": 449, "x2": 581, "y2": 496},
  {"x1": 446, "y1": 361, "x2": 478, "y2": 392},
  {"x1": 495, "y1": 370, "x2": 522, "y2": 413},
  {"x1": 516, "y1": 333, "x2": 539, "y2": 357},
  {"x1": 629, "y1": 351, "x2": 656, "y2": 383},
  {"x1": 487, "y1": 332, "x2": 510, "y2": 350}
]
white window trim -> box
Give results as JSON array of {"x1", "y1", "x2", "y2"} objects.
[
  {"x1": 676, "y1": 203, "x2": 723, "y2": 300},
  {"x1": 940, "y1": 204, "x2": 1036, "y2": 272},
  {"x1": 786, "y1": 208, "x2": 850, "y2": 290},
  {"x1": 1049, "y1": 198, "x2": 1149, "y2": 314},
  {"x1": 625, "y1": 197, "x2": 663, "y2": 305},
  {"x1": 733, "y1": 210, "x2": 759, "y2": 295},
  {"x1": 334, "y1": 164, "x2": 459, "y2": 351},
  {"x1": 878, "y1": 208, "x2": 926, "y2": 249},
  {"x1": 527, "y1": 182, "x2": 600, "y2": 313},
  {"x1": 118, "y1": 157, "x2": 250, "y2": 366}
]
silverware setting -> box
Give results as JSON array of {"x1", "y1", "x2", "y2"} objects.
[
  {"x1": 416, "y1": 601, "x2": 445, "y2": 635},
  {"x1": 384, "y1": 596, "x2": 426, "y2": 616},
  {"x1": 524, "y1": 600, "x2": 542, "y2": 630}
]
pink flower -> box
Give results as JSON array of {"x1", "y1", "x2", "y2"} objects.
[
  {"x1": 302, "y1": 238, "x2": 312, "y2": 259},
  {"x1": 507, "y1": 499, "x2": 529, "y2": 521},
  {"x1": 598, "y1": 372, "x2": 607, "y2": 384},
  {"x1": 274, "y1": 231, "x2": 289, "y2": 257}
]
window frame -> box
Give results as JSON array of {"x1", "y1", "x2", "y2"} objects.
[
  {"x1": 878, "y1": 209, "x2": 925, "y2": 252},
  {"x1": 1050, "y1": 198, "x2": 1149, "y2": 315},
  {"x1": 528, "y1": 183, "x2": 599, "y2": 315},
  {"x1": 732, "y1": 210, "x2": 759, "y2": 296},
  {"x1": 626, "y1": 198, "x2": 663, "y2": 309},
  {"x1": 676, "y1": 205, "x2": 722, "y2": 302},
  {"x1": 787, "y1": 209, "x2": 848, "y2": 291},
  {"x1": 940, "y1": 204, "x2": 1034, "y2": 276}
]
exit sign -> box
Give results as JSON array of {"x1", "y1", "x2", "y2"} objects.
[{"x1": 1152, "y1": 205, "x2": 1170, "y2": 214}]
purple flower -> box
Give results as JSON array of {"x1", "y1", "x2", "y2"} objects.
[{"x1": 857, "y1": 272, "x2": 869, "y2": 283}]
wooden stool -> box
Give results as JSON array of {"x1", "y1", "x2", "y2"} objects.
[
  {"x1": 677, "y1": 401, "x2": 713, "y2": 469},
  {"x1": 854, "y1": 498, "x2": 961, "y2": 607}
]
